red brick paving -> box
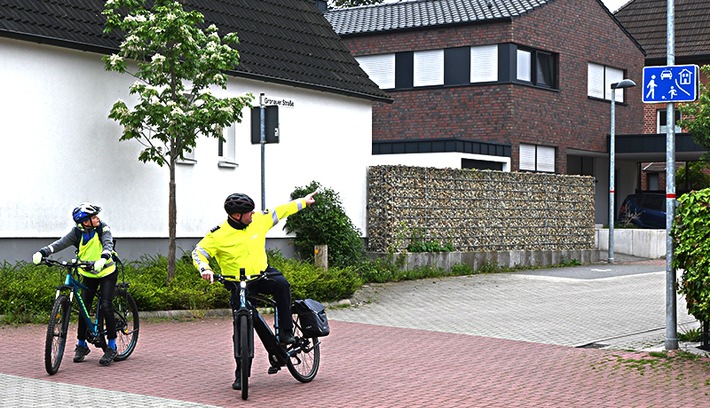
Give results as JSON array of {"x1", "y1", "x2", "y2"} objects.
[{"x1": 1, "y1": 316, "x2": 710, "y2": 407}]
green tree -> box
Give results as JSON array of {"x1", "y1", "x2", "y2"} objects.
[
  {"x1": 679, "y1": 65, "x2": 710, "y2": 156},
  {"x1": 285, "y1": 181, "x2": 365, "y2": 269},
  {"x1": 676, "y1": 161, "x2": 710, "y2": 192},
  {"x1": 672, "y1": 188, "x2": 710, "y2": 323},
  {"x1": 102, "y1": 0, "x2": 253, "y2": 281}
]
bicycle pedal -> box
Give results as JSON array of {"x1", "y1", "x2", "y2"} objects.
[{"x1": 267, "y1": 366, "x2": 280, "y2": 375}]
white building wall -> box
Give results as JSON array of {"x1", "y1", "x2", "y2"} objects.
[{"x1": 1, "y1": 38, "x2": 371, "y2": 247}]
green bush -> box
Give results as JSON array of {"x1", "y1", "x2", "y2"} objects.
[
  {"x1": 284, "y1": 181, "x2": 366, "y2": 268},
  {"x1": 0, "y1": 250, "x2": 363, "y2": 323},
  {"x1": 124, "y1": 254, "x2": 230, "y2": 311},
  {"x1": 406, "y1": 227, "x2": 456, "y2": 252},
  {"x1": 672, "y1": 188, "x2": 710, "y2": 323},
  {"x1": 268, "y1": 250, "x2": 361, "y2": 302},
  {"x1": 0, "y1": 261, "x2": 58, "y2": 323}
]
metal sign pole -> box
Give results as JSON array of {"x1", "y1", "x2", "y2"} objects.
[
  {"x1": 665, "y1": 0, "x2": 678, "y2": 351},
  {"x1": 260, "y1": 93, "x2": 266, "y2": 212},
  {"x1": 608, "y1": 89, "x2": 616, "y2": 264}
]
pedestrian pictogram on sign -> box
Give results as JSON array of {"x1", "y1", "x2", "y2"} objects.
[{"x1": 642, "y1": 65, "x2": 699, "y2": 103}]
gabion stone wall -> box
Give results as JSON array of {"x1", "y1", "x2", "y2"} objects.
[{"x1": 367, "y1": 165, "x2": 596, "y2": 253}]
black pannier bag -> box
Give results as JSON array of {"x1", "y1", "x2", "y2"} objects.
[{"x1": 293, "y1": 299, "x2": 330, "y2": 337}]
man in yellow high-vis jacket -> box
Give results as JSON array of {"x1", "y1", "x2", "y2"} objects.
[{"x1": 192, "y1": 191, "x2": 316, "y2": 390}]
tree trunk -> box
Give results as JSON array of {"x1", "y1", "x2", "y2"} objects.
[{"x1": 167, "y1": 162, "x2": 177, "y2": 282}]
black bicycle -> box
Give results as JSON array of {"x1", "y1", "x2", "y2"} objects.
[
  {"x1": 215, "y1": 269, "x2": 321, "y2": 400},
  {"x1": 41, "y1": 257, "x2": 139, "y2": 375}
]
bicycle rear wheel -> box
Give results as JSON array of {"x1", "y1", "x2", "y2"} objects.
[
  {"x1": 113, "y1": 289, "x2": 139, "y2": 361},
  {"x1": 45, "y1": 295, "x2": 71, "y2": 375},
  {"x1": 286, "y1": 313, "x2": 320, "y2": 382},
  {"x1": 238, "y1": 314, "x2": 250, "y2": 400}
]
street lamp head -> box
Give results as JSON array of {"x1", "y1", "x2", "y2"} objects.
[{"x1": 611, "y1": 79, "x2": 636, "y2": 89}]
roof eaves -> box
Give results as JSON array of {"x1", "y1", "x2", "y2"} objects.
[
  {"x1": 0, "y1": 29, "x2": 117, "y2": 55},
  {"x1": 230, "y1": 69, "x2": 393, "y2": 103}
]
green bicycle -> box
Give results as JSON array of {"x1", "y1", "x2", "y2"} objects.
[{"x1": 41, "y1": 256, "x2": 139, "y2": 375}]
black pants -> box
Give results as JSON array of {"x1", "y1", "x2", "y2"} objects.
[
  {"x1": 78, "y1": 271, "x2": 117, "y2": 342},
  {"x1": 228, "y1": 266, "x2": 292, "y2": 334}
]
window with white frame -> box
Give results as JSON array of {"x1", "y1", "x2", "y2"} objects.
[
  {"x1": 657, "y1": 109, "x2": 682, "y2": 133},
  {"x1": 218, "y1": 124, "x2": 237, "y2": 168},
  {"x1": 470, "y1": 44, "x2": 498, "y2": 83},
  {"x1": 588, "y1": 63, "x2": 625, "y2": 102},
  {"x1": 413, "y1": 49, "x2": 444, "y2": 87},
  {"x1": 356, "y1": 54, "x2": 396, "y2": 89},
  {"x1": 519, "y1": 144, "x2": 555, "y2": 172}
]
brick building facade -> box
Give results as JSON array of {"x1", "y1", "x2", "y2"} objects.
[{"x1": 327, "y1": 0, "x2": 645, "y2": 225}]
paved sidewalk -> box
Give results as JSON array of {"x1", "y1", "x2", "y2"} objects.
[
  {"x1": 1, "y1": 256, "x2": 709, "y2": 407},
  {"x1": 328, "y1": 256, "x2": 699, "y2": 351}
]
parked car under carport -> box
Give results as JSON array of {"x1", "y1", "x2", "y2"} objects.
[{"x1": 617, "y1": 192, "x2": 666, "y2": 229}]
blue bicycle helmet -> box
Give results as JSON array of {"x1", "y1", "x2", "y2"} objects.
[{"x1": 72, "y1": 202, "x2": 101, "y2": 223}]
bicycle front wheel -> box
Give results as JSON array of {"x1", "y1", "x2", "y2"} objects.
[
  {"x1": 238, "y1": 314, "x2": 250, "y2": 400},
  {"x1": 286, "y1": 313, "x2": 320, "y2": 382},
  {"x1": 113, "y1": 289, "x2": 139, "y2": 361},
  {"x1": 45, "y1": 295, "x2": 71, "y2": 375}
]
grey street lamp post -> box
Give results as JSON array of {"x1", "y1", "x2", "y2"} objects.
[{"x1": 608, "y1": 79, "x2": 637, "y2": 264}]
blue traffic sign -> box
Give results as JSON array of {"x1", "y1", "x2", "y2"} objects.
[{"x1": 642, "y1": 65, "x2": 699, "y2": 103}]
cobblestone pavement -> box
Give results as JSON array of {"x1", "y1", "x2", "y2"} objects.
[
  {"x1": 328, "y1": 257, "x2": 697, "y2": 351},
  {"x1": 2, "y1": 257, "x2": 710, "y2": 407}
]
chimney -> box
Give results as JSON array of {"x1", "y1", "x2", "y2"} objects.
[{"x1": 315, "y1": 0, "x2": 327, "y2": 13}]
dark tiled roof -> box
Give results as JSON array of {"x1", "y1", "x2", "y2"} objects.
[
  {"x1": 615, "y1": 0, "x2": 710, "y2": 62},
  {"x1": 326, "y1": 0, "x2": 553, "y2": 35},
  {"x1": 0, "y1": 0, "x2": 391, "y2": 102}
]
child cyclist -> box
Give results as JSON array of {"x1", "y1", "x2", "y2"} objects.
[{"x1": 32, "y1": 202, "x2": 119, "y2": 366}]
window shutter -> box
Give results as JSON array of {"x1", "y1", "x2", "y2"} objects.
[
  {"x1": 413, "y1": 49, "x2": 444, "y2": 87},
  {"x1": 470, "y1": 45, "x2": 498, "y2": 83},
  {"x1": 519, "y1": 144, "x2": 536, "y2": 171},
  {"x1": 537, "y1": 146, "x2": 555, "y2": 172},
  {"x1": 356, "y1": 54, "x2": 395, "y2": 89},
  {"x1": 587, "y1": 63, "x2": 604, "y2": 99},
  {"x1": 605, "y1": 67, "x2": 624, "y2": 102}
]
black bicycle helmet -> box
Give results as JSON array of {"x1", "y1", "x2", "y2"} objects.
[
  {"x1": 72, "y1": 202, "x2": 101, "y2": 223},
  {"x1": 224, "y1": 193, "x2": 255, "y2": 214}
]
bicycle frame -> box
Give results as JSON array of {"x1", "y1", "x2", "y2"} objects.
[
  {"x1": 57, "y1": 270, "x2": 107, "y2": 344},
  {"x1": 248, "y1": 294, "x2": 292, "y2": 367},
  {"x1": 227, "y1": 271, "x2": 291, "y2": 366}
]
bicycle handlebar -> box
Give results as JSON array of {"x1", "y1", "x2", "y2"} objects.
[
  {"x1": 213, "y1": 270, "x2": 280, "y2": 285},
  {"x1": 41, "y1": 257, "x2": 96, "y2": 272}
]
